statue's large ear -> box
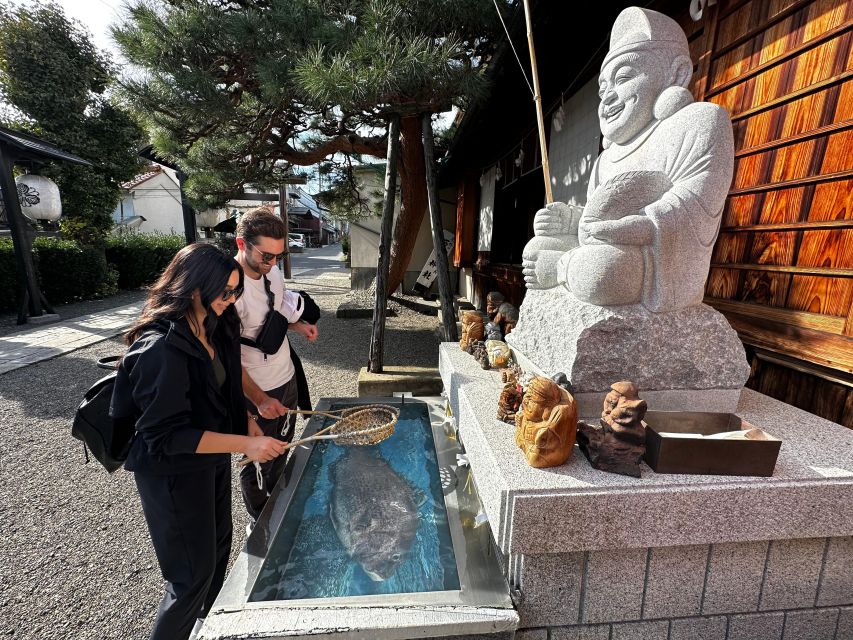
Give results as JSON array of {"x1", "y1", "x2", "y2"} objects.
[{"x1": 668, "y1": 54, "x2": 693, "y2": 88}]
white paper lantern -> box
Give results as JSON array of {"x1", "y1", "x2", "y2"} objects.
[{"x1": 15, "y1": 174, "x2": 62, "y2": 222}]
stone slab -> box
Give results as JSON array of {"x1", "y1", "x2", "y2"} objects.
[
  {"x1": 642, "y1": 544, "x2": 708, "y2": 619},
  {"x1": 335, "y1": 302, "x2": 396, "y2": 318},
  {"x1": 505, "y1": 291, "x2": 749, "y2": 400},
  {"x1": 610, "y1": 620, "x2": 668, "y2": 640},
  {"x1": 357, "y1": 366, "x2": 442, "y2": 397},
  {"x1": 837, "y1": 606, "x2": 853, "y2": 640},
  {"x1": 582, "y1": 548, "x2": 646, "y2": 623},
  {"x1": 439, "y1": 343, "x2": 853, "y2": 556},
  {"x1": 703, "y1": 541, "x2": 768, "y2": 614},
  {"x1": 516, "y1": 552, "x2": 584, "y2": 627},
  {"x1": 728, "y1": 612, "x2": 785, "y2": 640},
  {"x1": 199, "y1": 605, "x2": 519, "y2": 640},
  {"x1": 551, "y1": 625, "x2": 610, "y2": 640},
  {"x1": 817, "y1": 536, "x2": 853, "y2": 607},
  {"x1": 669, "y1": 616, "x2": 727, "y2": 640},
  {"x1": 760, "y1": 538, "x2": 826, "y2": 611},
  {"x1": 782, "y1": 608, "x2": 840, "y2": 640}
]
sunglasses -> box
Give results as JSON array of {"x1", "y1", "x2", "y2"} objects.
[
  {"x1": 248, "y1": 242, "x2": 288, "y2": 264},
  {"x1": 220, "y1": 286, "x2": 243, "y2": 301}
]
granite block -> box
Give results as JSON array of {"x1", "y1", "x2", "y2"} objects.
[
  {"x1": 817, "y1": 536, "x2": 853, "y2": 607},
  {"x1": 517, "y1": 552, "x2": 584, "y2": 627},
  {"x1": 611, "y1": 620, "x2": 669, "y2": 640},
  {"x1": 669, "y1": 616, "x2": 727, "y2": 640},
  {"x1": 703, "y1": 541, "x2": 769, "y2": 614},
  {"x1": 837, "y1": 606, "x2": 853, "y2": 640},
  {"x1": 760, "y1": 538, "x2": 826, "y2": 610},
  {"x1": 513, "y1": 630, "x2": 548, "y2": 640},
  {"x1": 438, "y1": 343, "x2": 853, "y2": 557},
  {"x1": 581, "y1": 547, "x2": 647, "y2": 623},
  {"x1": 782, "y1": 608, "x2": 839, "y2": 640},
  {"x1": 643, "y1": 544, "x2": 708, "y2": 619},
  {"x1": 551, "y1": 625, "x2": 610, "y2": 640},
  {"x1": 728, "y1": 612, "x2": 785, "y2": 640}
]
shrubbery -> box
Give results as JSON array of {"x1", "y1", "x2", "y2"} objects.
[
  {"x1": 105, "y1": 234, "x2": 185, "y2": 289},
  {"x1": 0, "y1": 234, "x2": 185, "y2": 312}
]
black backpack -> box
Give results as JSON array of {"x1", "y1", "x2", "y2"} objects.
[{"x1": 72, "y1": 356, "x2": 136, "y2": 473}]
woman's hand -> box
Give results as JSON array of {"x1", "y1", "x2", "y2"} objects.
[{"x1": 243, "y1": 436, "x2": 286, "y2": 463}]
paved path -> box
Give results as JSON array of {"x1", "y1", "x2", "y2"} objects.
[{"x1": 0, "y1": 302, "x2": 141, "y2": 375}]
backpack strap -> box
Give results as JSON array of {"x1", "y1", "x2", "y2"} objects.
[{"x1": 240, "y1": 275, "x2": 277, "y2": 350}]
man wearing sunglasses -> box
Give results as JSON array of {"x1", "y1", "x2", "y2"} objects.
[{"x1": 234, "y1": 208, "x2": 319, "y2": 523}]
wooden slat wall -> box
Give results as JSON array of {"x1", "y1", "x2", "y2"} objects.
[{"x1": 677, "y1": 0, "x2": 853, "y2": 427}]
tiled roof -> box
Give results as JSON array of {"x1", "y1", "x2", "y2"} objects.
[
  {"x1": 0, "y1": 126, "x2": 90, "y2": 166},
  {"x1": 121, "y1": 165, "x2": 162, "y2": 190}
]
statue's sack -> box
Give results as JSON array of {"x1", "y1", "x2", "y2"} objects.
[{"x1": 485, "y1": 340, "x2": 511, "y2": 368}]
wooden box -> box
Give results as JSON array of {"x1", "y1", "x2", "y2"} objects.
[{"x1": 643, "y1": 411, "x2": 781, "y2": 477}]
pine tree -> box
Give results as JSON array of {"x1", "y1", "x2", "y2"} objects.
[
  {"x1": 114, "y1": 0, "x2": 501, "y2": 288},
  {"x1": 0, "y1": 1, "x2": 144, "y2": 243}
]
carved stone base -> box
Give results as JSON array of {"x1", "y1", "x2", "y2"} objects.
[{"x1": 505, "y1": 290, "x2": 749, "y2": 413}]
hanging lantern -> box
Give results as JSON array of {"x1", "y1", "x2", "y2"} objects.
[{"x1": 15, "y1": 174, "x2": 62, "y2": 222}]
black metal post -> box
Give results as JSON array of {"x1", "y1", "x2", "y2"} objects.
[
  {"x1": 279, "y1": 184, "x2": 292, "y2": 279},
  {"x1": 175, "y1": 170, "x2": 197, "y2": 244},
  {"x1": 0, "y1": 143, "x2": 47, "y2": 323},
  {"x1": 368, "y1": 114, "x2": 401, "y2": 373},
  {"x1": 421, "y1": 114, "x2": 458, "y2": 342}
]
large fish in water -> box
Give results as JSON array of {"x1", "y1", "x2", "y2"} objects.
[{"x1": 330, "y1": 447, "x2": 420, "y2": 581}]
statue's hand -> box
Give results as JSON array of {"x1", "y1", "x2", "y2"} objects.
[
  {"x1": 579, "y1": 214, "x2": 654, "y2": 246},
  {"x1": 522, "y1": 249, "x2": 563, "y2": 289},
  {"x1": 533, "y1": 201, "x2": 578, "y2": 237}
]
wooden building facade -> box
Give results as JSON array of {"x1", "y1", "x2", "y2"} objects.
[{"x1": 443, "y1": 0, "x2": 853, "y2": 427}]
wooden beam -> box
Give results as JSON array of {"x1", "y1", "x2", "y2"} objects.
[
  {"x1": 720, "y1": 219, "x2": 853, "y2": 233},
  {"x1": 735, "y1": 120, "x2": 853, "y2": 159},
  {"x1": 727, "y1": 169, "x2": 853, "y2": 196},
  {"x1": 730, "y1": 70, "x2": 853, "y2": 122},
  {"x1": 706, "y1": 297, "x2": 846, "y2": 334},
  {"x1": 709, "y1": 263, "x2": 853, "y2": 278},
  {"x1": 367, "y1": 115, "x2": 401, "y2": 373}
]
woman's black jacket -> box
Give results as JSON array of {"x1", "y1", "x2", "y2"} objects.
[{"x1": 110, "y1": 317, "x2": 247, "y2": 475}]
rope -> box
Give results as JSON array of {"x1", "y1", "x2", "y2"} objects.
[{"x1": 493, "y1": 0, "x2": 534, "y2": 97}]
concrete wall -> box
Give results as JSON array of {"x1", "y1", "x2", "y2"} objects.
[
  {"x1": 548, "y1": 76, "x2": 600, "y2": 207},
  {"x1": 126, "y1": 172, "x2": 185, "y2": 236}
]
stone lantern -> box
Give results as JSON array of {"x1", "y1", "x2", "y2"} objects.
[{"x1": 14, "y1": 174, "x2": 62, "y2": 222}]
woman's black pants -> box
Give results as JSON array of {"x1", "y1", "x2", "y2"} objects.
[{"x1": 134, "y1": 463, "x2": 232, "y2": 640}]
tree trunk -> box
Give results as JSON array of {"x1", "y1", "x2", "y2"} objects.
[
  {"x1": 421, "y1": 114, "x2": 458, "y2": 342},
  {"x1": 367, "y1": 115, "x2": 401, "y2": 373},
  {"x1": 386, "y1": 115, "x2": 428, "y2": 294}
]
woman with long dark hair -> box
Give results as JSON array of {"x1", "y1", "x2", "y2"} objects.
[{"x1": 111, "y1": 243, "x2": 286, "y2": 640}]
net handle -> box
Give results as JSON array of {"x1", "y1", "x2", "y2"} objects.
[{"x1": 239, "y1": 421, "x2": 339, "y2": 466}]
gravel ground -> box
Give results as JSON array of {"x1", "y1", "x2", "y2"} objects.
[
  {"x1": 0, "y1": 290, "x2": 148, "y2": 338},
  {"x1": 0, "y1": 267, "x2": 442, "y2": 639}
]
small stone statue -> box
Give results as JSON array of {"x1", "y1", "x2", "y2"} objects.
[
  {"x1": 551, "y1": 372, "x2": 573, "y2": 395},
  {"x1": 485, "y1": 291, "x2": 505, "y2": 321},
  {"x1": 514, "y1": 376, "x2": 578, "y2": 468},
  {"x1": 467, "y1": 339, "x2": 490, "y2": 369},
  {"x1": 494, "y1": 303, "x2": 519, "y2": 336},
  {"x1": 497, "y1": 382, "x2": 522, "y2": 425},
  {"x1": 577, "y1": 381, "x2": 648, "y2": 477},
  {"x1": 484, "y1": 320, "x2": 503, "y2": 341},
  {"x1": 460, "y1": 310, "x2": 484, "y2": 351}
]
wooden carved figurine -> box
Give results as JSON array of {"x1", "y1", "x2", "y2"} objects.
[
  {"x1": 486, "y1": 291, "x2": 505, "y2": 321},
  {"x1": 459, "y1": 310, "x2": 484, "y2": 351},
  {"x1": 497, "y1": 383, "x2": 522, "y2": 425},
  {"x1": 514, "y1": 376, "x2": 578, "y2": 468},
  {"x1": 577, "y1": 381, "x2": 648, "y2": 477},
  {"x1": 467, "y1": 340, "x2": 490, "y2": 369},
  {"x1": 501, "y1": 363, "x2": 523, "y2": 386}
]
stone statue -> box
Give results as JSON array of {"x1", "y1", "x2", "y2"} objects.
[
  {"x1": 514, "y1": 376, "x2": 578, "y2": 468},
  {"x1": 505, "y1": 7, "x2": 749, "y2": 413},
  {"x1": 486, "y1": 291, "x2": 505, "y2": 321},
  {"x1": 577, "y1": 381, "x2": 648, "y2": 477},
  {"x1": 459, "y1": 310, "x2": 484, "y2": 351}
]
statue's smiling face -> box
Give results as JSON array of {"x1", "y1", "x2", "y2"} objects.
[{"x1": 598, "y1": 51, "x2": 667, "y2": 144}]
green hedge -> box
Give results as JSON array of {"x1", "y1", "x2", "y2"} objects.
[
  {"x1": 105, "y1": 234, "x2": 185, "y2": 289},
  {"x1": 0, "y1": 234, "x2": 185, "y2": 312}
]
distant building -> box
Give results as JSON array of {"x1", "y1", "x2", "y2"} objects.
[{"x1": 112, "y1": 165, "x2": 184, "y2": 235}]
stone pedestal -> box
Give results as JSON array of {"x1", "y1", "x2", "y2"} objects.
[
  {"x1": 439, "y1": 343, "x2": 853, "y2": 640},
  {"x1": 505, "y1": 290, "x2": 750, "y2": 414}
]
